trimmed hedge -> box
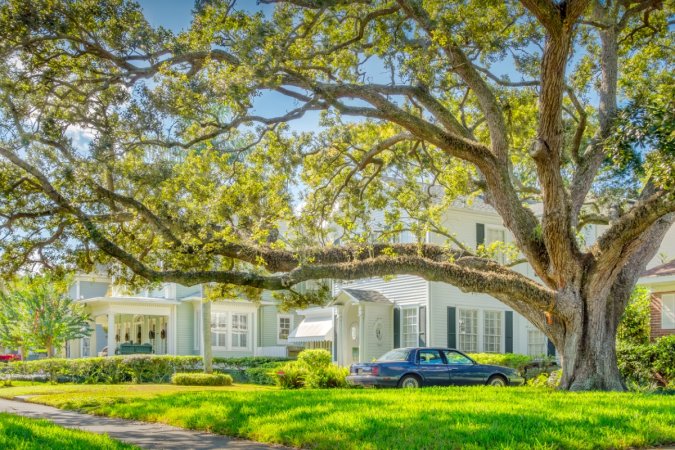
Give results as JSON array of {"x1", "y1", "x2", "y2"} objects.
[
  {"x1": 0, "y1": 355, "x2": 289, "y2": 384},
  {"x1": 172, "y1": 372, "x2": 233, "y2": 386}
]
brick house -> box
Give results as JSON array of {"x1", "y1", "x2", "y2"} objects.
[{"x1": 639, "y1": 260, "x2": 675, "y2": 340}]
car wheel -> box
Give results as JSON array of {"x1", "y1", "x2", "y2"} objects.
[
  {"x1": 399, "y1": 375, "x2": 421, "y2": 388},
  {"x1": 487, "y1": 375, "x2": 507, "y2": 387}
]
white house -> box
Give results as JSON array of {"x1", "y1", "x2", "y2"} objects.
[{"x1": 67, "y1": 198, "x2": 673, "y2": 366}]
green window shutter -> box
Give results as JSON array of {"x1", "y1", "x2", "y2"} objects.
[
  {"x1": 447, "y1": 307, "x2": 456, "y2": 349},
  {"x1": 393, "y1": 308, "x2": 400, "y2": 348},
  {"x1": 418, "y1": 306, "x2": 427, "y2": 346},
  {"x1": 505, "y1": 311, "x2": 513, "y2": 353},
  {"x1": 547, "y1": 339, "x2": 556, "y2": 356},
  {"x1": 476, "y1": 223, "x2": 485, "y2": 246}
]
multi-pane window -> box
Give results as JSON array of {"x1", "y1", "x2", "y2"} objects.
[
  {"x1": 211, "y1": 312, "x2": 228, "y2": 348},
  {"x1": 662, "y1": 294, "x2": 675, "y2": 329},
  {"x1": 527, "y1": 328, "x2": 547, "y2": 356},
  {"x1": 483, "y1": 311, "x2": 502, "y2": 353},
  {"x1": 486, "y1": 227, "x2": 506, "y2": 264},
  {"x1": 278, "y1": 315, "x2": 291, "y2": 342},
  {"x1": 458, "y1": 309, "x2": 478, "y2": 353},
  {"x1": 402, "y1": 308, "x2": 418, "y2": 347},
  {"x1": 231, "y1": 313, "x2": 249, "y2": 348}
]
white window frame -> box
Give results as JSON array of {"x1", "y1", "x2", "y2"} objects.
[
  {"x1": 458, "y1": 308, "x2": 478, "y2": 353},
  {"x1": 211, "y1": 312, "x2": 228, "y2": 349},
  {"x1": 277, "y1": 314, "x2": 292, "y2": 345},
  {"x1": 483, "y1": 310, "x2": 502, "y2": 353},
  {"x1": 485, "y1": 225, "x2": 507, "y2": 265},
  {"x1": 231, "y1": 313, "x2": 250, "y2": 350},
  {"x1": 401, "y1": 307, "x2": 419, "y2": 348},
  {"x1": 662, "y1": 293, "x2": 675, "y2": 329},
  {"x1": 527, "y1": 327, "x2": 547, "y2": 357}
]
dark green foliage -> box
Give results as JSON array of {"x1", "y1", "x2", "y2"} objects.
[
  {"x1": 172, "y1": 372, "x2": 233, "y2": 386},
  {"x1": 1, "y1": 355, "x2": 289, "y2": 384},
  {"x1": 617, "y1": 286, "x2": 651, "y2": 346},
  {"x1": 244, "y1": 362, "x2": 285, "y2": 386},
  {"x1": 617, "y1": 335, "x2": 675, "y2": 389}
]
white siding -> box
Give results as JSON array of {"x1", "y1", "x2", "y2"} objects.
[{"x1": 334, "y1": 275, "x2": 428, "y2": 308}]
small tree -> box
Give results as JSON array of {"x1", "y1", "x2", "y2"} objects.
[{"x1": 0, "y1": 275, "x2": 92, "y2": 358}]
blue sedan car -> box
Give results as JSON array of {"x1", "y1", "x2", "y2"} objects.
[{"x1": 347, "y1": 347, "x2": 524, "y2": 388}]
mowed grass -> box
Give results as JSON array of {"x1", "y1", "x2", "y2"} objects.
[
  {"x1": 1, "y1": 383, "x2": 674, "y2": 449},
  {"x1": 0, "y1": 412, "x2": 137, "y2": 450}
]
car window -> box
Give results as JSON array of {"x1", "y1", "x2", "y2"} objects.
[
  {"x1": 418, "y1": 349, "x2": 444, "y2": 365},
  {"x1": 443, "y1": 350, "x2": 473, "y2": 365},
  {"x1": 377, "y1": 349, "x2": 410, "y2": 362}
]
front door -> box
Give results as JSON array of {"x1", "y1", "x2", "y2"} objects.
[{"x1": 417, "y1": 349, "x2": 450, "y2": 385}]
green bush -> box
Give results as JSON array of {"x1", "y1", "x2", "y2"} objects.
[
  {"x1": 527, "y1": 369, "x2": 562, "y2": 388},
  {"x1": 275, "y1": 363, "x2": 307, "y2": 389},
  {"x1": 304, "y1": 363, "x2": 349, "y2": 389},
  {"x1": 618, "y1": 335, "x2": 675, "y2": 388},
  {"x1": 245, "y1": 362, "x2": 285, "y2": 385},
  {"x1": 468, "y1": 353, "x2": 534, "y2": 371},
  {"x1": 0, "y1": 355, "x2": 288, "y2": 384},
  {"x1": 297, "y1": 349, "x2": 332, "y2": 368},
  {"x1": 172, "y1": 372, "x2": 233, "y2": 386},
  {"x1": 276, "y1": 349, "x2": 347, "y2": 389}
]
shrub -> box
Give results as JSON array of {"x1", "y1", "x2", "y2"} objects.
[
  {"x1": 275, "y1": 363, "x2": 307, "y2": 389},
  {"x1": 245, "y1": 362, "x2": 285, "y2": 385},
  {"x1": 276, "y1": 349, "x2": 347, "y2": 389},
  {"x1": 527, "y1": 369, "x2": 561, "y2": 388},
  {"x1": 617, "y1": 287, "x2": 651, "y2": 346},
  {"x1": 304, "y1": 364, "x2": 349, "y2": 389},
  {"x1": 618, "y1": 335, "x2": 675, "y2": 388},
  {"x1": 297, "y1": 349, "x2": 332, "y2": 368},
  {"x1": 0, "y1": 355, "x2": 286, "y2": 384},
  {"x1": 172, "y1": 372, "x2": 233, "y2": 386},
  {"x1": 468, "y1": 353, "x2": 533, "y2": 371}
]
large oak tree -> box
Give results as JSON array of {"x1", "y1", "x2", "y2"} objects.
[{"x1": 0, "y1": 0, "x2": 673, "y2": 390}]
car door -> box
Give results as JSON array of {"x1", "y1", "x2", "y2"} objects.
[
  {"x1": 443, "y1": 350, "x2": 482, "y2": 385},
  {"x1": 416, "y1": 349, "x2": 451, "y2": 386}
]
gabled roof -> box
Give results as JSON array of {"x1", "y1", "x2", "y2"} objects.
[
  {"x1": 642, "y1": 260, "x2": 675, "y2": 278},
  {"x1": 341, "y1": 288, "x2": 392, "y2": 304}
]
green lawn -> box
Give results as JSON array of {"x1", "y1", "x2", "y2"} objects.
[
  {"x1": 1, "y1": 383, "x2": 674, "y2": 449},
  {"x1": 0, "y1": 412, "x2": 137, "y2": 450}
]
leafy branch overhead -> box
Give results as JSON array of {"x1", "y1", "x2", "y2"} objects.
[{"x1": 0, "y1": 0, "x2": 673, "y2": 390}]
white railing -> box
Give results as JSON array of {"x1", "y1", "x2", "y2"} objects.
[{"x1": 254, "y1": 346, "x2": 288, "y2": 357}]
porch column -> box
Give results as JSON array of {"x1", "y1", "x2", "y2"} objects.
[
  {"x1": 335, "y1": 308, "x2": 343, "y2": 366},
  {"x1": 358, "y1": 305, "x2": 366, "y2": 363},
  {"x1": 168, "y1": 305, "x2": 177, "y2": 354},
  {"x1": 107, "y1": 313, "x2": 116, "y2": 356}
]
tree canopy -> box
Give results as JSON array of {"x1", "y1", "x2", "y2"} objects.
[
  {"x1": 0, "y1": 275, "x2": 91, "y2": 357},
  {"x1": 0, "y1": 0, "x2": 673, "y2": 389}
]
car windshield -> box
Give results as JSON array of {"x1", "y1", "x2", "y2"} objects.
[{"x1": 377, "y1": 349, "x2": 410, "y2": 362}]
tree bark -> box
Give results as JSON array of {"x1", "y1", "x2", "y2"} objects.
[{"x1": 202, "y1": 299, "x2": 213, "y2": 374}]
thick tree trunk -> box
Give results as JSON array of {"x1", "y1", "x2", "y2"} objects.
[{"x1": 558, "y1": 323, "x2": 625, "y2": 391}]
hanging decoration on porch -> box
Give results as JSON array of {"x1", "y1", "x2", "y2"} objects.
[
  {"x1": 149, "y1": 325, "x2": 155, "y2": 340},
  {"x1": 115, "y1": 334, "x2": 120, "y2": 342},
  {"x1": 160, "y1": 328, "x2": 166, "y2": 340},
  {"x1": 124, "y1": 332, "x2": 129, "y2": 341}
]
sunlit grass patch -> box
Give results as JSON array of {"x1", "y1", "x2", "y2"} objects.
[
  {"x1": 0, "y1": 412, "x2": 137, "y2": 449},
  {"x1": 1, "y1": 383, "x2": 673, "y2": 449}
]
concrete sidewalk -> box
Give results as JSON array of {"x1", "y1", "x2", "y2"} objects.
[{"x1": 0, "y1": 398, "x2": 288, "y2": 450}]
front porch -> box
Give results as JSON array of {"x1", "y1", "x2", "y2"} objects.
[{"x1": 78, "y1": 296, "x2": 179, "y2": 357}]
